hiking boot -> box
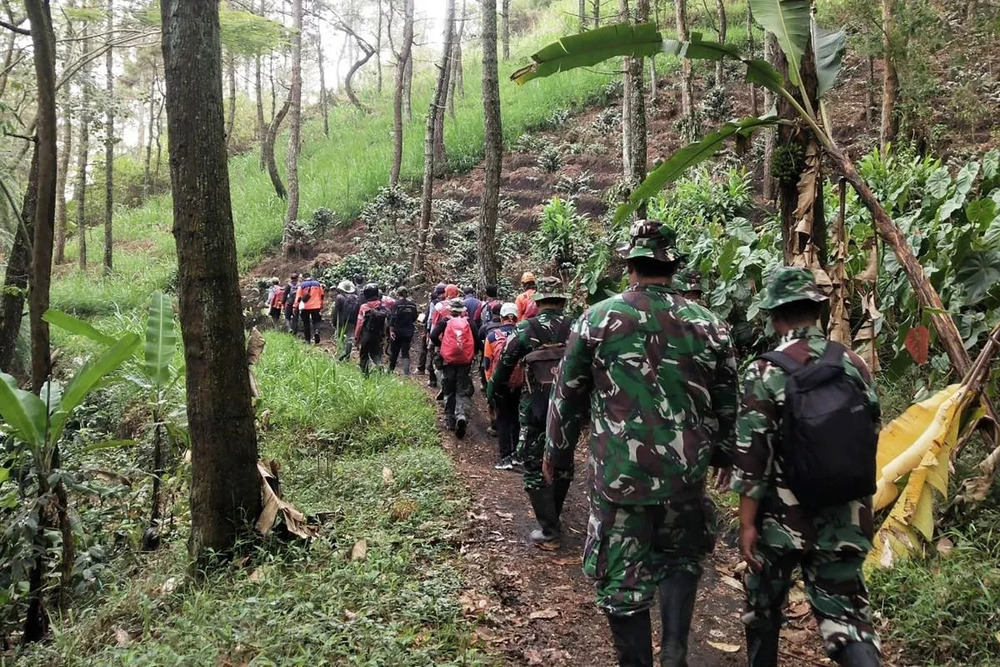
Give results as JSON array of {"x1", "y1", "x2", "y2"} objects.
[
  {"x1": 658, "y1": 571, "x2": 700, "y2": 667},
  {"x1": 428, "y1": 379, "x2": 438, "y2": 388},
  {"x1": 494, "y1": 457, "x2": 514, "y2": 470},
  {"x1": 529, "y1": 526, "x2": 560, "y2": 550},
  {"x1": 486, "y1": 426, "x2": 498, "y2": 436},
  {"x1": 552, "y1": 478, "x2": 571, "y2": 519},
  {"x1": 746, "y1": 620, "x2": 781, "y2": 667},
  {"x1": 435, "y1": 388, "x2": 445, "y2": 401},
  {"x1": 444, "y1": 418, "x2": 455, "y2": 431},
  {"x1": 527, "y1": 487, "x2": 561, "y2": 550},
  {"x1": 607, "y1": 611, "x2": 654, "y2": 667},
  {"x1": 836, "y1": 642, "x2": 881, "y2": 667},
  {"x1": 455, "y1": 417, "x2": 467, "y2": 439}
]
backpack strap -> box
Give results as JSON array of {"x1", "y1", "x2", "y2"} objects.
[
  {"x1": 759, "y1": 350, "x2": 805, "y2": 374},
  {"x1": 820, "y1": 341, "x2": 846, "y2": 363}
]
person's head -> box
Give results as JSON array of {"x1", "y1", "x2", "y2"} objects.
[
  {"x1": 353, "y1": 273, "x2": 365, "y2": 286},
  {"x1": 338, "y1": 279, "x2": 356, "y2": 294},
  {"x1": 302, "y1": 272, "x2": 312, "y2": 281},
  {"x1": 463, "y1": 285, "x2": 475, "y2": 296},
  {"x1": 449, "y1": 297, "x2": 466, "y2": 316},
  {"x1": 761, "y1": 267, "x2": 828, "y2": 335},
  {"x1": 398, "y1": 286, "x2": 409, "y2": 299},
  {"x1": 672, "y1": 267, "x2": 704, "y2": 301},
  {"x1": 363, "y1": 282, "x2": 380, "y2": 301},
  {"x1": 290, "y1": 272, "x2": 300, "y2": 283},
  {"x1": 619, "y1": 220, "x2": 682, "y2": 285},
  {"x1": 520, "y1": 271, "x2": 536, "y2": 289},
  {"x1": 271, "y1": 277, "x2": 280, "y2": 286},
  {"x1": 533, "y1": 276, "x2": 569, "y2": 311},
  {"x1": 444, "y1": 284, "x2": 461, "y2": 299},
  {"x1": 500, "y1": 302, "x2": 518, "y2": 323},
  {"x1": 485, "y1": 285, "x2": 499, "y2": 299},
  {"x1": 434, "y1": 283, "x2": 446, "y2": 298}
]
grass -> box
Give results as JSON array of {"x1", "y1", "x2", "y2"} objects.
[{"x1": 18, "y1": 332, "x2": 486, "y2": 665}]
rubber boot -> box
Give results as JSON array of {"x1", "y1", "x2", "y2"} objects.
[
  {"x1": 402, "y1": 357, "x2": 411, "y2": 376},
  {"x1": 527, "y1": 487, "x2": 561, "y2": 550},
  {"x1": 745, "y1": 620, "x2": 781, "y2": 667},
  {"x1": 606, "y1": 611, "x2": 654, "y2": 667},
  {"x1": 658, "y1": 571, "x2": 700, "y2": 667},
  {"x1": 836, "y1": 642, "x2": 881, "y2": 667},
  {"x1": 552, "y1": 477, "x2": 572, "y2": 519},
  {"x1": 313, "y1": 333, "x2": 320, "y2": 345}
]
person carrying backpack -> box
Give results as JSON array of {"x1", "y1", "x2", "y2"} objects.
[
  {"x1": 545, "y1": 221, "x2": 737, "y2": 667},
  {"x1": 483, "y1": 303, "x2": 522, "y2": 470},
  {"x1": 333, "y1": 280, "x2": 360, "y2": 360},
  {"x1": 672, "y1": 267, "x2": 705, "y2": 304},
  {"x1": 430, "y1": 298, "x2": 475, "y2": 438},
  {"x1": 514, "y1": 272, "x2": 538, "y2": 321},
  {"x1": 487, "y1": 276, "x2": 572, "y2": 549},
  {"x1": 355, "y1": 283, "x2": 389, "y2": 375},
  {"x1": 419, "y1": 283, "x2": 447, "y2": 381},
  {"x1": 294, "y1": 272, "x2": 325, "y2": 345},
  {"x1": 283, "y1": 272, "x2": 301, "y2": 334},
  {"x1": 733, "y1": 267, "x2": 882, "y2": 667},
  {"x1": 389, "y1": 286, "x2": 419, "y2": 375},
  {"x1": 477, "y1": 294, "x2": 505, "y2": 435},
  {"x1": 264, "y1": 277, "x2": 283, "y2": 327}
]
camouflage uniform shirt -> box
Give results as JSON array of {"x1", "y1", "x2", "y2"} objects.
[
  {"x1": 732, "y1": 325, "x2": 880, "y2": 552},
  {"x1": 546, "y1": 284, "x2": 738, "y2": 505}
]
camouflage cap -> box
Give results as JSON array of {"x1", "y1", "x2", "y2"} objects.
[
  {"x1": 617, "y1": 219, "x2": 683, "y2": 263},
  {"x1": 760, "y1": 267, "x2": 828, "y2": 310},
  {"x1": 532, "y1": 276, "x2": 569, "y2": 302},
  {"x1": 672, "y1": 267, "x2": 703, "y2": 293},
  {"x1": 448, "y1": 297, "x2": 467, "y2": 313}
]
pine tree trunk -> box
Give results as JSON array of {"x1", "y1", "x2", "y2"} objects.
[
  {"x1": 620, "y1": 0, "x2": 647, "y2": 218},
  {"x1": 283, "y1": 0, "x2": 302, "y2": 245},
  {"x1": 880, "y1": 0, "x2": 899, "y2": 153},
  {"x1": 75, "y1": 28, "x2": 91, "y2": 272},
  {"x1": 54, "y1": 79, "x2": 72, "y2": 264},
  {"x1": 593, "y1": 0, "x2": 600, "y2": 28},
  {"x1": 26, "y1": 0, "x2": 57, "y2": 394},
  {"x1": 403, "y1": 45, "x2": 413, "y2": 121},
  {"x1": 343, "y1": 38, "x2": 375, "y2": 114},
  {"x1": 376, "y1": 0, "x2": 383, "y2": 93},
  {"x1": 433, "y1": 24, "x2": 454, "y2": 170},
  {"x1": 225, "y1": 52, "x2": 236, "y2": 149},
  {"x1": 103, "y1": 0, "x2": 114, "y2": 276},
  {"x1": 159, "y1": 0, "x2": 261, "y2": 563},
  {"x1": 255, "y1": 52, "x2": 265, "y2": 169},
  {"x1": 762, "y1": 33, "x2": 776, "y2": 201},
  {"x1": 478, "y1": 0, "x2": 502, "y2": 287},
  {"x1": 318, "y1": 35, "x2": 328, "y2": 137},
  {"x1": 501, "y1": 0, "x2": 510, "y2": 60},
  {"x1": 264, "y1": 95, "x2": 289, "y2": 199},
  {"x1": 714, "y1": 0, "x2": 726, "y2": 86},
  {"x1": 143, "y1": 69, "x2": 157, "y2": 198},
  {"x1": 0, "y1": 148, "x2": 38, "y2": 374},
  {"x1": 675, "y1": 0, "x2": 692, "y2": 122},
  {"x1": 748, "y1": 3, "x2": 758, "y2": 115},
  {"x1": 579, "y1": 0, "x2": 586, "y2": 29},
  {"x1": 414, "y1": 0, "x2": 455, "y2": 274},
  {"x1": 390, "y1": 0, "x2": 414, "y2": 187}
]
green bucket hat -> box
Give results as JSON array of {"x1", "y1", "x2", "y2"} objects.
[
  {"x1": 760, "y1": 267, "x2": 829, "y2": 310},
  {"x1": 618, "y1": 219, "x2": 683, "y2": 263},
  {"x1": 672, "y1": 267, "x2": 703, "y2": 293},
  {"x1": 532, "y1": 276, "x2": 569, "y2": 302}
]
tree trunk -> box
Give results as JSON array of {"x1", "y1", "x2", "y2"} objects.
[
  {"x1": 865, "y1": 55, "x2": 875, "y2": 126},
  {"x1": 255, "y1": 52, "x2": 265, "y2": 169},
  {"x1": 318, "y1": 34, "x2": 328, "y2": 137},
  {"x1": 579, "y1": 0, "x2": 586, "y2": 29},
  {"x1": 478, "y1": 0, "x2": 502, "y2": 287},
  {"x1": 762, "y1": 33, "x2": 776, "y2": 201},
  {"x1": 75, "y1": 66, "x2": 90, "y2": 272},
  {"x1": 714, "y1": 0, "x2": 726, "y2": 86},
  {"x1": 403, "y1": 44, "x2": 413, "y2": 121},
  {"x1": 593, "y1": 0, "x2": 600, "y2": 28},
  {"x1": 143, "y1": 69, "x2": 157, "y2": 198},
  {"x1": 414, "y1": 0, "x2": 455, "y2": 274},
  {"x1": 54, "y1": 79, "x2": 72, "y2": 264},
  {"x1": 747, "y1": 3, "x2": 758, "y2": 115},
  {"x1": 264, "y1": 95, "x2": 290, "y2": 199},
  {"x1": 433, "y1": 23, "x2": 455, "y2": 170},
  {"x1": 0, "y1": 147, "x2": 38, "y2": 374},
  {"x1": 343, "y1": 35, "x2": 375, "y2": 114},
  {"x1": 675, "y1": 0, "x2": 692, "y2": 122},
  {"x1": 376, "y1": 0, "x2": 383, "y2": 93},
  {"x1": 390, "y1": 0, "x2": 414, "y2": 187},
  {"x1": 25, "y1": 0, "x2": 57, "y2": 394},
  {"x1": 103, "y1": 0, "x2": 114, "y2": 276},
  {"x1": 880, "y1": 0, "x2": 899, "y2": 154},
  {"x1": 225, "y1": 51, "x2": 236, "y2": 149},
  {"x1": 620, "y1": 0, "x2": 647, "y2": 217},
  {"x1": 159, "y1": 0, "x2": 261, "y2": 563},
  {"x1": 501, "y1": 0, "x2": 509, "y2": 60},
  {"x1": 283, "y1": 0, "x2": 302, "y2": 246}
]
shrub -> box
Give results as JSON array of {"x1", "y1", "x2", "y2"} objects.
[
  {"x1": 532, "y1": 197, "x2": 595, "y2": 272},
  {"x1": 555, "y1": 170, "x2": 594, "y2": 197},
  {"x1": 699, "y1": 85, "x2": 732, "y2": 123},
  {"x1": 592, "y1": 107, "x2": 621, "y2": 134},
  {"x1": 536, "y1": 145, "x2": 563, "y2": 173}
]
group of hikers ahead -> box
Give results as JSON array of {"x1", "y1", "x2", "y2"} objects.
[{"x1": 262, "y1": 219, "x2": 882, "y2": 667}]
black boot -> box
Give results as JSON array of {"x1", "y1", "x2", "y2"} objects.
[
  {"x1": 658, "y1": 571, "x2": 700, "y2": 667},
  {"x1": 606, "y1": 611, "x2": 654, "y2": 667},
  {"x1": 526, "y1": 487, "x2": 560, "y2": 550},
  {"x1": 552, "y1": 478, "x2": 571, "y2": 519},
  {"x1": 745, "y1": 620, "x2": 781, "y2": 667},
  {"x1": 836, "y1": 642, "x2": 881, "y2": 667}
]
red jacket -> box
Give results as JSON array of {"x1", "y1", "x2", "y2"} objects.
[{"x1": 354, "y1": 299, "x2": 383, "y2": 341}]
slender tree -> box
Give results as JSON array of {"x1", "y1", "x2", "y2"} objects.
[
  {"x1": 103, "y1": 0, "x2": 114, "y2": 275},
  {"x1": 432, "y1": 11, "x2": 455, "y2": 169},
  {"x1": 880, "y1": 0, "x2": 899, "y2": 153},
  {"x1": 75, "y1": 23, "x2": 92, "y2": 271},
  {"x1": 714, "y1": 0, "x2": 726, "y2": 85},
  {"x1": 0, "y1": 148, "x2": 38, "y2": 373},
  {"x1": 225, "y1": 51, "x2": 237, "y2": 147},
  {"x1": 283, "y1": 0, "x2": 302, "y2": 246},
  {"x1": 762, "y1": 33, "x2": 776, "y2": 200},
  {"x1": 317, "y1": 33, "x2": 328, "y2": 137},
  {"x1": 675, "y1": 0, "x2": 693, "y2": 122},
  {"x1": 54, "y1": 73, "x2": 72, "y2": 264},
  {"x1": 390, "y1": 0, "x2": 414, "y2": 186},
  {"x1": 501, "y1": 0, "x2": 509, "y2": 59},
  {"x1": 159, "y1": 0, "x2": 261, "y2": 562},
  {"x1": 375, "y1": 0, "x2": 383, "y2": 92},
  {"x1": 143, "y1": 67, "x2": 159, "y2": 197},
  {"x1": 263, "y1": 95, "x2": 289, "y2": 198},
  {"x1": 579, "y1": 0, "x2": 586, "y2": 29},
  {"x1": 593, "y1": 0, "x2": 600, "y2": 27},
  {"x1": 620, "y1": 0, "x2": 647, "y2": 217},
  {"x1": 414, "y1": 0, "x2": 455, "y2": 273},
  {"x1": 478, "y1": 0, "x2": 502, "y2": 287}
]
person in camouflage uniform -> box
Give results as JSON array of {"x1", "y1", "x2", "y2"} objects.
[
  {"x1": 733, "y1": 267, "x2": 882, "y2": 667},
  {"x1": 671, "y1": 267, "x2": 704, "y2": 303},
  {"x1": 545, "y1": 221, "x2": 738, "y2": 667},
  {"x1": 487, "y1": 276, "x2": 573, "y2": 550}
]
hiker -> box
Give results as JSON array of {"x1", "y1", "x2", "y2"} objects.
[
  {"x1": 420, "y1": 283, "x2": 446, "y2": 385},
  {"x1": 488, "y1": 276, "x2": 572, "y2": 549},
  {"x1": 429, "y1": 284, "x2": 462, "y2": 393},
  {"x1": 388, "y1": 286, "x2": 419, "y2": 375},
  {"x1": 483, "y1": 303, "x2": 522, "y2": 469},
  {"x1": 283, "y1": 272, "x2": 301, "y2": 334},
  {"x1": 294, "y1": 273, "x2": 325, "y2": 345},
  {"x1": 430, "y1": 297, "x2": 475, "y2": 438},
  {"x1": 733, "y1": 267, "x2": 882, "y2": 667},
  {"x1": 514, "y1": 271, "x2": 539, "y2": 321},
  {"x1": 333, "y1": 280, "x2": 360, "y2": 360},
  {"x1": 545, "y1": 221, "x2": 738, "y2": 667},
  {"x1": 264, "y1": 277, "x2": 283, "y2": 327},
  {"x1": 462, "y1": 286, "x2": 482, "y2": 327},
  {"x1": 477, "y1": 293, "x2": 505, "y2": 435},
  {"x1": 672, "y1": 267, "x2": 705, "y2": 303},
  {"x1": 355, "y1": 283, "x2": 389, "y2": 375},
  {"x1": 477, "y1": 285, "x2": 502, "y2": 334}
]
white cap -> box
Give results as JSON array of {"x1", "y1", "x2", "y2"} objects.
[{"x1": 500, "y1": 302, "x2": 518, "y2": 318}]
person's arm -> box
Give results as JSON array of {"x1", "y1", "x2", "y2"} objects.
[
  {"x1": 544, "y1": 315, "x2": 592, "y2": 473},
  {"x1": 490, "y1": 323, "x2": 528, "y2": 389},
  {"x1": 354, "y1": 305, "x2": 367, "y2": 342},
  {"x1": 429, "y1": 320, "x2": 446, "y2": 347},
  {"x1": 710, "y1": 322, "x2": 739, "y2": 468}
]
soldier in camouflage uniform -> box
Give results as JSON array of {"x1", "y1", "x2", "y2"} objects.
[
  {"x1": 671, "y1": 267, "x2": 704, "y2": 303},
  {"x1": 733, "y1": 267, "x2": 882, "y2": 667},
  {"x1": 487, "y1": 276, "x2": 573, "y2": 550},
  {"x1": 545, "y1": 221, "x2": 738, "y2": 667}
]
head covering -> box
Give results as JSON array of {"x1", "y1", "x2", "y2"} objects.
[
  {"x1": 271, "y1": 277, "x2": 280, "y2": 285},
  {"x1": 444, "y1": 284, "x2": 461, "y2": 299},
  {"x1": 520, "y1": 271, "x2": 536, "y2": 285},
  {"x1": 500, "y1": 302, "x2": 518, "y2": 319},
  {"x1": 618, "y1": 219, "x2": 683, "y2": 263},
  {"x1": 363, "y1": 283, "x2": 380, "y2": 301},
  {"x1": 672, "y1": 267, "x2": 703, "y2": 294},
  {"x1": 398, "y1": 286, "x2": 409, "y2": 298},
  {"x1": 434, "y1": 283, "x2": 447, "y2": 296},
  {"x1": 337, "y1": 279, "x2": 356, "y2": 294},
  {"x1": 532, "y1": 276, "x2": 569, "y2": 303},
  {"x1": 463, "y1": 285, "x2": 475, "y2": 295},
  {"x1": 760, "y1": 267, "x2": 828, "y2": 311},
  {"x1": 290, "y1": 272, "x2": 299, "y2": 280},
  {"x1": 448, "y1": 297, "x2": 466, "y2": 313}
]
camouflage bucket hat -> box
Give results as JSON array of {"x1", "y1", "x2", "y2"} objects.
[
  {"x1": 760, "y1": 267, "x2": 829, "y2": 310},
  {"x1": 617, "y1": 219, "x2": 683, "y2": 263},
  {"x1": 532, "y1": 276, "x2": 569, "y2": 302},
  {"x1": 672, "y1": 267, "x2": 703, "y2": 293}
]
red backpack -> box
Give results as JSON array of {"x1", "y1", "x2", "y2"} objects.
[
  {"x1": 270, "y1": 288, "x2": 285, "y2": 308},
  {"x1": 488, "y1": 327, "x2": 524, "y2": 388},
  {"x1": 441, "y1": 317, "x2": 475, "y2": 365}
]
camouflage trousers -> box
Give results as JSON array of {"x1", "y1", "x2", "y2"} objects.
[
  {"x1": 583, "y1": 492, "x2": 716, "y2": 616},
  {"x1": 518, "y1": 399, "x2": 572, "y2": 491},
  {"x1": 742, "y1": 543, "x2": 880, "y2": 657}
]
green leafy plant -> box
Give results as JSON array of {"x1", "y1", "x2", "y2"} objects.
[
  {"x1": 533, "y1": 197, "x2": 595, "y2": 275},
  {"x1": 536, "y1": 144, "x2": 563, "y2": 173}
]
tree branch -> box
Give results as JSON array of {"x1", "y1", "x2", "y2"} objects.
[{"x1": 0, "y1": 17, "x2": 29, "y2": 36}]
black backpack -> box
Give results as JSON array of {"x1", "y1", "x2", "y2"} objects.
[
  {"x1": 393, "y1": 300, "x2": 418, "y2": 329},
  {"x1": 522, "y1": 316, "x2": 572, "y2": 421},
  {"x1": 360, "y1": 303, "x2": 389, "y2": 346},
  {"x1": 341, "y1": 294, "x2": 360, "y2": 324},
  {"x1": 760, "y1": 342, "x2": 878, "y2": 509}
]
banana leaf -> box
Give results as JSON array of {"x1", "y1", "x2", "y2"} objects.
[
  {"x1": 811, "y1": 18, "x2": 845, "y2": 97},
  {"x1": 749, "y1": 0, "x2": 811, "y2": 87},
  {"x1": 145, "y1": 291, "x2": 178, "y2": 389},
  {"x1": 44, "y1": 309, "x2": 117, "y2": 346},
  {"x1": 0, "y1": 372, "x2": 46, "y2": 449}
]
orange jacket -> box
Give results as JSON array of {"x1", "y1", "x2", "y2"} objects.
[
  {"x1": 515, "y1": 289, "x2": 536, "y2": 321},
  {"x1": 294, "y1": 280, "x2": 324, "y2": 311}
]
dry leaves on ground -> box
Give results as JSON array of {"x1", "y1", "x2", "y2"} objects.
[{"x1": 529, "y1": 608, "x2": 560, "y2": 620}]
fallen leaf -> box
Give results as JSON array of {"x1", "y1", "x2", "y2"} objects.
[
  {"x1": 255, "y1": 460, "x2": 319, "y2": 539},
  {"x1": 733, "y1": 561, "x2": 748, "y2": 575},
  {"x1": 344, "y1": 609, "x2": 357, "y2": 620},
  {"x1": 382, "y1": 467, "x2": 394, "y2": 484},
  {"x1": 161, "y1": 577, "x2": 178, "y2": 595},
  {"x1": 113, "y1": 627, "x2": 130, "y2": 645},
  {"x1": 720, "y1": 575, "x2": 743, "y2": 592},
  {"x1": 905, "y1": 326, "x2": 930, "y2": 365},
  {"x1": 552, "y1": 556, "x2": 580, "y2": 566},
  {"x1": 788, "y1": 585, "x2": 808, "y2": 604},
  {"x1": 529, "y1": 609, "x2": 559, "y2": 620},
  {"x1": 248, "y1": 568, "x2": 264, "y2": 583},
  {"x1": 936, "y1": 537, "x2": 954, "y2": 556},
  {"x1": 524, "y1": 649, "x2": 545, "y2": 665},
  {"x1": 495, "y1": 511, "x2": 513, "y2": 520},
  {"x1": 350, "y1": 539, "x2": 368, "y2": 562},
  {"x1": 707, "y1": 641, "x2": 741, "y2": 653},
  {"x1": 787, "y1": 600, "x2": 810, "y2": 619}
]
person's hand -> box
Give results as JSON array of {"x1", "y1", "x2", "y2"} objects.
[
  {"x1": 714, "y1": 466, "x2": 732, "y2": 491},
  {"x1": 739, "y1": 524, "x2": 762, "y2": 573},
  {"x1": 542, "y1": 457, "x2": 555, "y2": 485},
  {"x1": 390, "y1": 330, "x2": 396, "y2": 341}
]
